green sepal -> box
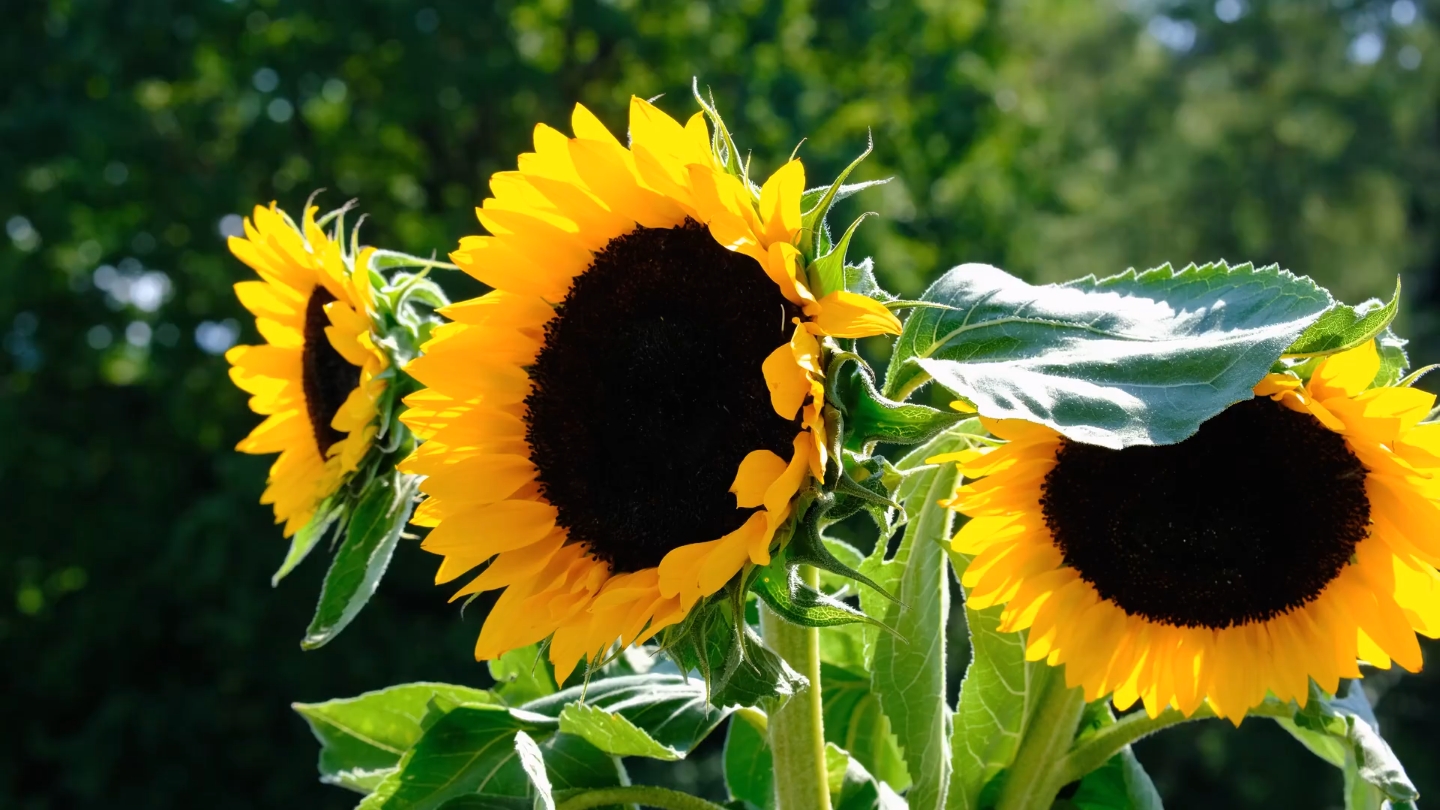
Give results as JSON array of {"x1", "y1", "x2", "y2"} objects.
[
  {"x1": 827, "y1": 456, "x2": 902, "y2": 528},
  {"x1": 798, "y1": 132, "x2": 880, "y2": 259},
  {"x1": 844, "y1": 257, "x2": 890, "y2": 301},
  {"x1": 693, "y1": 79, "x2": 745, "y2": 180},
  {"x1": 807, "y1": 213, "x2": 874, "y2": 298},
  {"x1": 658, "y1": 581, "x2": 807, "y2": 711},
  {"x1": 1285, "y1": 278, "x2": 1401, "y2": 357},
  {"x1": 786, "y1": 494, "x2": 898, "y2": 604},
  {"x1": 751, "y1": 555, "x2": 886, "y2": 631},
  {"x1": 832, "y1": 351, "x2": 966, "y2": 449}
]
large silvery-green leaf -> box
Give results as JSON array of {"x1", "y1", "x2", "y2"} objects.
[
  {"x1": 293, "y1": 682, "x2": 500, "y2": 793},
  {"x1": 302, "y1": 471, "x2": 420, "y2": 649},
  {"x1": 883, "y1": 262, "x2": 1331, "y2": 448}
]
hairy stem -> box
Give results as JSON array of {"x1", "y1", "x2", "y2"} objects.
[
  {"x1": 995, "y1": 674, "x2": 1086, "y2": 810},
  {"x1": 1058, "y1": 699, "x2": 1294, "y2": 785},
  {"x1": 554, "y1": 785, "x2": 729, "y2": 810},
  {"x1": 760, "y1": 567, "x2": 833, "y2": 810}
]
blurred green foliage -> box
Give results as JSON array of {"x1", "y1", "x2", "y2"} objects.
[{"x1": 4, "y1": 0, "x2": 1440, "y2": 807}]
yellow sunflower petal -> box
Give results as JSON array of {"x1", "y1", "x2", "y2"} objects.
[
  {"x1": 807, "y1": 291, "x2": 903, "y2": 338},
  {"x1": 731, "y1": 449, "x2": 789, "y2": 509},
  {"x1": 1310, "y1": 340, "x2": 1381, "y2": 400}
]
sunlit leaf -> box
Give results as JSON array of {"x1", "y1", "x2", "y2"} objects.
[{"x1": 885, "y1": 262, "x2": 1331, "y2": 448}]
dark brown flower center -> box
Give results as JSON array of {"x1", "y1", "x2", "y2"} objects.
[
  {"x1": 525, "y1": 220, "x2": 803, "y2": 574},
  {"x1": 1040, "y1": 396, "x2": 1370, "y2": 629},
  {"x1": 301, "y1": 285, "x2": 358, "y2": 459}
]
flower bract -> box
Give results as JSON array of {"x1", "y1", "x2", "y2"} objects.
[
  {"x1": 940, "y1": 340, "x2": 1440, "y2": 721},
  {"x1": 400, "y1": 97, "x2": 901, "y2": 682}
]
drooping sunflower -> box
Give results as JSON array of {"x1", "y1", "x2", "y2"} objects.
[
  {"x1": 227, "y1": 203, "x2": 388, "y2": 536},
  {"x1": 939, "y1": 340, "x2": 1440, "y2": 722},
  {"x1": 400, "y1": 96, "x2": 901, "y2": 682}
]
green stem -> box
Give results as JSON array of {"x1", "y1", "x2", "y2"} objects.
[
  {"x1": 553, "y1": 785, "x2": 728, "y2": 810},
  {"x1": 995, "y1": 673, "x2": 1086, "y2": 810},
  {"x1": 760, "y1": 566, "x2": 833, "y2": 810},
  {"x1": 1057, "y1": 699, "x2": 1294, "y2": 785}
]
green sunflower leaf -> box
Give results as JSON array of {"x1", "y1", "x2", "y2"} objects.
[
  {"x1": 513, "y1": 731, "x2": 555, "y2": 810},
  {"x1": 822, "y1": 663, "x2": 910, "y2": 793},
  {"x1": 293, "y1": 682, "x2": 501, "y2": 793},
  {"x1": 489, "y1": 644, "x2": 558, "y2": 706},
  {"x1": 375, "y1": 704, "x2": 551, "y2": 808},
  {"x1": 362, "y1": 703, "x2": 625, "y2": 810},
  {"x1": 944, "y1": 602, "x2": 1056, "y2": 810},
  {"x1": 1283, "y1": 278, "x2": 1400, "y2": 357},
  {"x1": 522, "y1": 673, "x2": 729, "y2": 756},
  {"x1": 826, "y1": 742, "x2": 910, "y2": 810},
  {"x1": 301, "y1": 470, "x2": 420, "y2": 649},
  {"x1": 1065, "y1": 746, "x2": 1164, "y2": 810},
  {"x1": 723, "y1": 709, "x2": 774, "y2": 810},
  {"x1": 871, "y1": 434, "x2": 962, "y2": 810},
  {"x1": 557, "y1": 702, "x2": 682, "y2": 761},
  {"x1": 884, "y1": 262, "x2": 1332, "y2": 448},
  {"x1": 1275, "y1": 681, "x2": 1419, "y2": 809}
]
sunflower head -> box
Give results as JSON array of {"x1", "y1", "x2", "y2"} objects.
[
  {"x1": 936, "y1": 339, "x2": 1440, "y2": 723},
  {"x1": 400, "y1": 93, "x2": 905, "y2": 694},
  {"x1": 226, "y1": 197, "x2": 446, "y2": 570}
]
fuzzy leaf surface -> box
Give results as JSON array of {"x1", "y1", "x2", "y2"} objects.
[{"x1": 885, "y1": 262, "x2": 1331, "y2": 447}]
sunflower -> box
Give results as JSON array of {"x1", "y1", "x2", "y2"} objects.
[
  {"x1": 226, "y1": 203, "x2": 389, "y2": 537},
  {"x1": 399, "y1": 97, "x2": 901, "y2": 682},
  {"x1": 938, "y1": 340, "x2": 1440, "y2": 722}
]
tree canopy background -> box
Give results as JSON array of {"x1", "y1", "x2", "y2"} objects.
[{"x1": 5, "y1": 0, "x2": 1439, "y2": 807}]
